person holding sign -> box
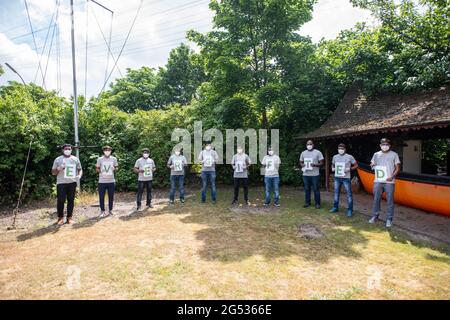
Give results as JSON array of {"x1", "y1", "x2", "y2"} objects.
[
  {"x1": 299, "y1": 140, "x2": 324, "y2": 209},
  {"x1": 329, "y1": 144, "x2": 358, "y2": 217},
  {"x1": 134, "y1": 148, "x2": 156, "y2": 210},
  {"x1": 198, "y1": 142, "x2": 219, "y2": 203},
  {"x1": 231, "y1": 146, "x2": 251, "y2": 205},
  {"x1": 261, "y1": 147, "x2": 281, "y2": 207},
  {"x1": 369, "y1": 138, "x2": 401, "y2": 227},
  {"x1": 96, "y1": 146, "x2": 118, "y2": 218},
  {"x1": 167, "y1": 148, "x2": 187, "y2": 204},
  {"x1": 51, "y1": 144, "x2": 82, "y2": 225}
]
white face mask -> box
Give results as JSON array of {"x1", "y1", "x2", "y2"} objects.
[
  {"x1": 268, "y1": 150, "x2": 274, "y2": 156},
  {"x1": 175, "y1": 151, "x2": 180, "y2": 156},
  {"x1": 143, "y1": 153, "x2": 149, "y2": 159},
  {"x1": 205, "y1": 145, "x2": 211, "y2": 151},
  {"x1": 306, "y1": 145, "x2": 313, "y2": 151},
  {"x1": 237, "y1": 148, "x2": 243, "y2": 154},
  {"x1": 338, "y1": 149, "x2": 345, "y2": 155},
  {"x1": 381, "y1": 145, "x2": 390, "y2": 152},
  {"x1": 63, "y1": 149, "x2": 72, "y2": 156},
  {"x1": 104, "y1": 151, "x2": 111, "y2": 157}
]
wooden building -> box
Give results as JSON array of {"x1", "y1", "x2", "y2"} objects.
[{"x1": 297, "y1": 82, "x2": 450, "y2": 216}]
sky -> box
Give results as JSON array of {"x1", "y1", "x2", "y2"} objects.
[{"x1": 0, "y1": 0, "x2": 375, "y2": 98}]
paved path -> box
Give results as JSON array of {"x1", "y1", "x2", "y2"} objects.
[{"x1": 319, "y1": 189, "x2": 450, "y2": 245}]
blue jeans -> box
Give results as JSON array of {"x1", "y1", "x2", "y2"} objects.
[
  {"x1": 303, "y1": 175, "x2": 321, "y2": 206},
  {"x1": 333, "y1": 177, "x2": 353, "y2": 211},
  {"x1": 98, "y1": 182, "x2": 115, "y2": 211},
  {"x1": 169, "y1": 175, "x2": 185, "y2": 201},
  {"x1": 264, "y1": 176, "x2": 280, "y2": 205},
  {"x1": 201, "y1": 171, "x2": 216, "y2": 202},
  {"x1": 372, "y1": 182, "x2": 395, "y2": 221}
]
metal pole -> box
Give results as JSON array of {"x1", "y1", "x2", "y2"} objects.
[{"x1": 70, "y1": 0, "x2": 80, "y2": 187}]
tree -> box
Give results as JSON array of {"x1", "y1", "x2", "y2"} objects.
[
  {"x1": 103, "y1": 66, "x2": 162, "y2": 112},
  {"x1": 156, "y1": 43, "x2": 207, "y2": 106},
  {"x1": 189, "y1": 0, "x2": 316, "y2": 127}
]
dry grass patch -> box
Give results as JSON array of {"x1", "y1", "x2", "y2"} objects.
[{"x1": 0, "y1": 187, "x2": 448, "y2": 299}]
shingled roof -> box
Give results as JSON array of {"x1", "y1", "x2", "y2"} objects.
[{"x1": 297, "y1": 82, "x2": 450, "y2": 140}]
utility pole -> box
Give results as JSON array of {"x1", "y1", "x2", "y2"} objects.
[{"x1": 70, "y1": 0, "x2": 80, "y2": 187}]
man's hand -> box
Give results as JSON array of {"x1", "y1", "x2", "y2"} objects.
[{"x1": 386, "y1": 177, "x2": 393, "y2": 182}]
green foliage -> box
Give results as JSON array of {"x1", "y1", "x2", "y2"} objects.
[
  {"x1": 0, "y1": 83, "x2": 69, "y2": 203},
  {"x1": 0, "y1": 0, "x2": 448, "y2": 204}
]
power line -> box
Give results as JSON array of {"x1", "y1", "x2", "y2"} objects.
[
  {"x1": 1, "y1": 1, "x2": 212, "y2": 60},
  {"x1": 84, "y1": 0, "x2": 89, "y2": 97},
  {"x1": 100, "y1": 0, "x2": 144, "y2": 93},
  {"x1": 33, "y1": 1, "x2": 59, "y2": 84},
  {"x1": 43, "y1": 3, "x2": 60, "y2": 87},
  {"x1": 24, "y1": 0, "x2": 46, "y2": 89}
]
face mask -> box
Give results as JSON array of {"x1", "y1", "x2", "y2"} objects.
[
  {"x1": 381, "y1": 145, "x2": 390, "y2": 152},
  {"x1": 104, "y1": 151, "x2": 111, "y2": 157},
  {"x1": 205, "y1": 146, "x2": 211, "y2": 151},
  {"x1": 338, "y1": 149, "x2": 345, "y2": 155},
  {"x1": 175, "y1": 151, "x2": 180, "y2": 156},
  {"x1": 143, "y1": 153, "x2": 149, "y2": 158},
  {"x1": 63, "y1": 149, "x2": 72, "y2": 156},
  {"x1": 237, "y1": 148, "x2": 243, "y2": 154},
  {"x1": 268, "y1": 151, "x2": 274, "y2": 156},
  {"x1": 307, "y1": 145, "x2": 313, "y2": 151}
]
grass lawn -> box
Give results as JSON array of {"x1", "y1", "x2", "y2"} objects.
[{"x1": 0, "y1": 187, "x2": 448, "y2": 299}]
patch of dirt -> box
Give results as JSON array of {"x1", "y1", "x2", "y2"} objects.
[
  {"x1": 298, "y1": 223, "x2": 324, "y2": 240},
  {"x1": 229, "y1": 204, "x2": 280, "y2": 214}
]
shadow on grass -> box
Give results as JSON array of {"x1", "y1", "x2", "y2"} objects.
[
  {"x1": 176, "y1": 189, "x2": 383, "y2": 263},
  {"x1": 16, "y1": 223, "x2": 61, "y2": 242}
]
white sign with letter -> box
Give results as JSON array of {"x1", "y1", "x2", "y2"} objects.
[
  {"x1": 173, "y1": 160, "x2": 183, "y2": 172},
  {"x1": 334, "y1": 162, "x2": 346, "y2": 177},
  {"x1": 266, "y1": 159, "x2": 275, "y2": 172},
  {"x1": 64, "y1": 164, "x2": 77, "y2": 179},
  {"x1": 102, "y1": 161, "x2": 114, "y2": 176},
  {"x1": 374, "y1": 165, "x2": 388, "y2": 182},
  {"x1": 143, "y1": 164, "x2": 153, "y2": 178},
  {"x1": 235, "y1": 160, "x2": 244, "y2": 173},
  {"x1": 303, "y1": 158, "x2": 313, "y2": 171},
  {"x1": 204, "y1": 156, "x2": 213, "y2": 167}
]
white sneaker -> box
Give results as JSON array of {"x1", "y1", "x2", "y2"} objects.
[
  {"x1": 386, "y1": 220, "x2": 393, "y2": 228},
  {"x1": 99, "y1": 211, "x2": 107, "y2": 218},
  {"x1": 108, "y1": 211, "x2": 113, "y2": 216},
  {"x1": 369, "y1": 217, "x2": 377, "y2": 224}
]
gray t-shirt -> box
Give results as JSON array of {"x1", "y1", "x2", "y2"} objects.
[
  {"x1": 167, "y1": 154, "x2": 187, "y2": 176},
  {"x1": 371, "y1": 150, "x2": 401, "y2": 184},
  {"x1": 300, "y1": 149, "x2": 324, "y2": 176},
  {"x1": 232, "y1": 153, "x2": 251, "y2": 178},
  {"x1": 96, "y1": 156, "x2": 118, "y2": 183},
  {"x1": 261, "y1": 155, "x2": 281, "y2": 177},
  {"x1": 198, "y1": 149, "x2": 219, "y2": 172},
  {"x1": 332, "y1": 153, "x2": 356, "y2": 179},
  {"x1": 52, "y1": 155, "x2": 82, "y2": 185},
  {"x1": 134, "y1": 157, "x2": 156, "y2": 181}
]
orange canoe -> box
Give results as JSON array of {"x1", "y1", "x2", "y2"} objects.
[{"x1": 357, "y1": 164, "x2": 450, "y2": 217}]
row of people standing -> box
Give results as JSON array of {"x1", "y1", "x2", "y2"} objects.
[{"x1": 51, "y1": 138, "x2": 400, "y2": 228}]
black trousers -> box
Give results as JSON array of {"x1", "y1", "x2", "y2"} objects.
[
  {"x1": 57, "y1": 182, "x2": 77, "y2": 218},
  {"x1": 233, "y1": 178, "x2": 249, "y2": 201},
  {"x1": 137, "y1": 180, "x2": 152, "y2": 206},
  {"x1": 99, "y1": 182, "x2": 115, "y2": 211}
]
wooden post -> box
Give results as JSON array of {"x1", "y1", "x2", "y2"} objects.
[{"x1": 325, "y1": 145, "x2": 330, "y2": 192}]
